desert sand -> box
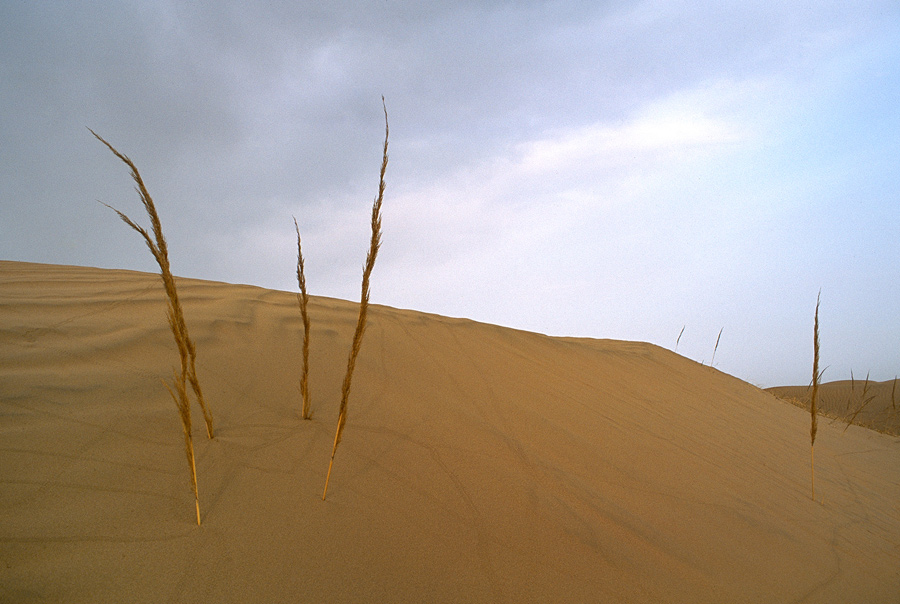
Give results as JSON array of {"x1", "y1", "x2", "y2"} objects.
[
  {"x1": 2, "y1": 260, "x2": 898, "y2": 603},
  {"x1": 768, "y1": 380, "x2": 900, "y2": 436}
]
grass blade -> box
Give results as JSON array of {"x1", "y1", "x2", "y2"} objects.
[{"x1": 710, "y1": 327, "x2": 723, "y2": 367}]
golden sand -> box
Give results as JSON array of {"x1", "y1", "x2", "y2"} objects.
[{"x1": 2, "y1": 261, "x2": 898, "y2": 602}]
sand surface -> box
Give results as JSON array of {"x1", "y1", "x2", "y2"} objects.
[
  {"x1": 2, "y1": 260, "x2": 899, "y2": 603},
  {"x1": 768, "y1": 380, "x2": 900, "y2": 436}
]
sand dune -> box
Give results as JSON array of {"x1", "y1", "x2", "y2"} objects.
[
  {"x1": 2, "y1": 260, "x2": 898, "y2": 603},
  {"x1": 768, "y1": 380, "x2": 900, "y2": 436}
]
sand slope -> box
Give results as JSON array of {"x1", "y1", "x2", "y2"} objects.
[
  {"x1": 768, "y1": 380, "x2": 900, "y2": 436},
  {"x1": 2, "y1": 260, "x2": 898, "y2": 603}
]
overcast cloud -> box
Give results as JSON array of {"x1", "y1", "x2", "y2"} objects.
[{"x1": 2, "y1": 1, "x2": 899, "y2": 387}]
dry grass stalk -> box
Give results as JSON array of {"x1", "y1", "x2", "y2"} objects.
[
  {"x1": 92, "y1": 130, "x2": 213, "y2": 522},
  {"x1": 810, "y1": 292, "x2": 821, "y2": 501},
  {"x1": 675, "y1": 326, "x2": 685, "y2": 352},
  {"x1": 163, "y1": 373, "x2": 201, "y2": 525},
  {"x1": 323, "y1": 99, "x2": 388, "y2": 501},
  {"x1": 847, "y1": 369, "x2": 856, "y2": 412},
  {"x1": 294, "y1": 216, "x2": 312, "y2": 420},
  {"x1": 91, "y1": 129, "x2": 213, "y2": 440},
  {"x1": 710, "y1": 327, "x2": 723, "y2": 367},
  {"x1": 844, "y1": 371, "x2": 876, "y2": 432},
  {"x1": 893, "y1": 377, "x2": 898, "y2": 411}
]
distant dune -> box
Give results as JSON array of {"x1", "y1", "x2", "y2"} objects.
[
  {"x1": 2, "y1": 260, "x2": 899, "y2": 603},
  {"x1": 768, "y1": 380, "x2": 900, "y2": 436}
]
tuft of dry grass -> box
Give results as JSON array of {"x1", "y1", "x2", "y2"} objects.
[
  {"x1": 847, "y1": 369, "x2": 855, "y2": 412},
  {"x1": 810, "y1": 291, "x2": 821, "y2": 501},
  {"x1": 294, "y1": 217, "x2": 312, "y2": 420},
  {"x1": 91, "y1": 129, "x2": 213, "y2": 523},
  {"x1": 323, "y1": 99, "x2": 389, "y2": 501},
  {"x1": 844, "y1": 371, "x2": 876, "y2": 432}
]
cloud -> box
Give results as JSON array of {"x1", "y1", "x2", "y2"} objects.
[
  {"x1": 516, "y1": 94, "x2": 750, "y2": 179},
  {"x1": 366, "y1": 81, "x2": 757, "y2": 328},
  {"x1": 2, "y1": 1, "x2": 899, "y2": 386}
]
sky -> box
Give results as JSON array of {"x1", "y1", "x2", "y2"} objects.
[{"x1": 2, "y1": 1, "x2": 899, "y2": 388}]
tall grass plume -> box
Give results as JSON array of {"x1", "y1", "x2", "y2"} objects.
[
  {"x1": 294, "y1": 217, "x2": 312, "y2": 420},
  {"x1": 810, "y1": 291, "x2": 821, "y2": 501},
  {"x1": 91, "y1": 129, "x2": 213, "y2": 522},
  {"x1": 323, "y1": 99, "x2": 388, "y2": 500}
]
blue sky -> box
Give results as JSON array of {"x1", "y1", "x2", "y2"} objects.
[{"x1": 2, "y1": 1, "x2": 898, "y2": 387}]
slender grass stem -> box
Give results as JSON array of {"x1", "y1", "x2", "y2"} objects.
[
  {"x1": 322, "y1": 99, "x2": 388, "y2": 500},
  {"x1": 810, "y1": 291, "x2": 820, "y2": 501},
  {"x1": 93, "y1": 129, "x2": 212, "y2": 523},
  {"x1": 710, "y1": 327, "x2": 723, "y2": 367},
  {"x1": 294, "y1": 217, "x2": 312, "y2": 420}
]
